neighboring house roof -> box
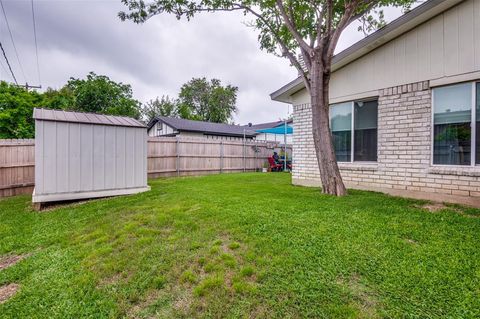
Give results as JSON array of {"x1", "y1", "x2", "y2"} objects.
[
  {"x1": 148, "y1": 116, "x2": 257, "y2": 137},
  {"x1": 33, "y1": 108, "x2": 146, "y2": 128},
  {"x1": 270, "y1": 0, "x2": 463, "y2": 103},
  {"x1": 247, "y1": 119, "x2": 293, "y2": 130}
]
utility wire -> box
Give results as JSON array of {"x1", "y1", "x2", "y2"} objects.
[
  {"x1": 0, "y1": 41, "x2": 18, "y2": 84},
  {"x1": 30, "y1": 0, "x2": 41, "y2": 85},
  {"x1": 0, "y1": 0, "x2": 27, "y2": 83},
  {"x1": 0, "y1": 58, "x2": 10, "y2": 81}
]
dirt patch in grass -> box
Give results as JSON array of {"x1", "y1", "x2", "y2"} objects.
[
  {"x1": 419, "y1": 202, "x2": 448, "y2": 212},
  {"x1": 0, "y1": 254, "x2": 27, "y2": 271},
  {"x1": 404, "y1": 238, "x2": 419, "y2": 245},
  {"x1": 416, "y1": 203, "x2": 480, "y2": 218},
  {"x1": 0, "y1": 283, "x2": 20, "y2": 304},
  {"x1": 97, "y1": 273, "x2": 123, "y2": 288},
  {"x1": 173, "y1": 290, "x2": 193, "y2": 314},
  {"x1": 126, "y1": 289, "x2": 162, "y2": 318},
  {"x1": 338, "y1": 274, "x2": 379, "y2": 318}
]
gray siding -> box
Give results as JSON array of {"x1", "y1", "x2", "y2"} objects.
[
  {"x1": 34, "y1": 119, "x2": 148, "y2": 201},
  {"x1": 148, "y1": 122, "x2": 176, "y2": 137},
  {"x1": 324, "y1": 0, "x2": 480, "y2": 103}
]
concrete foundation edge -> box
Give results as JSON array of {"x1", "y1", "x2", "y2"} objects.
[
  {"x1": 32, "y1": 186, "x2": 151, "y2": 203},
  {"x1": 292, "y1": 178, "x2": 480, "y2": 208}
]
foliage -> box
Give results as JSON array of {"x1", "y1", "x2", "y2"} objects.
[
  {"x1": 119, "y1": 0, "x2": 417, "y2": 195},
  {"x1": 0, "y1": 82, "x2": 42, "y2": 138},
  {"x1": 66, "y1": 72, "x2": 141, "y2": 119},
  {"x1": 142, "y1": 95, "x2": 178, "y2": 123},
  {"x1": 141, "y1": 78, "x2": 238, "y2": 124},
  {"x1": 1, "y1": 173, "x2": 480, "y2": 317},
  {"x1": 120, "y1": 0, "x2": 416, "y2": 82},
  {"x1": 0, "y1": 73, "x2": 142, "y2": 138},
  {"x1": 435, "y1": 124, "x2": 471, "y2": 143},
  {"x1": 177, "y1": 77, "x2": 238, "y2": 123},
  {"x1": 41, "y1": 87, "x2": 75, "y2": 110}
]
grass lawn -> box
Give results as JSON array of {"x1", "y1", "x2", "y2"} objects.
[{"x1": 0, "y1": 173, "x2": 479, "y2": 318}]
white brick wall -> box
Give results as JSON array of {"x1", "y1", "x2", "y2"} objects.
[{"x1": 292, "y1": 81, "x2": 480, "y2": 206}]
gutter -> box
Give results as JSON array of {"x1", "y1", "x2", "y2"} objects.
[{"x1": 270, "y1": 0, "x2": 464, "y2": 103}]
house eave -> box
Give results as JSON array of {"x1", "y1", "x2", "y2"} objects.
[
  {"x1": 270, "y1": 0, "x2": 464, "y2": 103},
  {"x1": 179, "y1": 129, "x2": 257, "y2": 138}
]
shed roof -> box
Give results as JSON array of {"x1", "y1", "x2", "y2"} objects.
[
  {"x1": 33, "y1": 108, "x2": 146, "y2": 128},
  {"x1": 149, "y1": 116, "x2": 257, "y2": 137}
]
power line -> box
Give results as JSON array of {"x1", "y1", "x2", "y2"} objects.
[
  {"x1": 31, "y1": 0, "x2": 41, "y2": 86},
  {"x1": 0, "y1": 0, "x2": 27, "y2": 83},
  {"x1": 0, "y1": 58, "x2": 10, "y2": 81},
  {"x1": 0, "y1": 41, "x2": 18, "y2": 84}
]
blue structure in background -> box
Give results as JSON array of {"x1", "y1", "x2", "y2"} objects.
[
  {"x1": 255, "y1": 123, "x2": 293, "y2": 135},
  {"x1": 256, "y1": 122, "x2": 293, "y2": 171}
]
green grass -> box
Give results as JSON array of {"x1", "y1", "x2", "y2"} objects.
[{"x1": 0, "y1": 173, "x2": 479, "y2": 318}]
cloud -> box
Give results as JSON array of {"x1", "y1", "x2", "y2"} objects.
[{"x1": 0, "y1": 0, "x2": 406, "y2": 124}]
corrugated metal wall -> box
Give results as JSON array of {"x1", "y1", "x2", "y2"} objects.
[{"x1": 35, "y1": 120, "x2": 147, "y2": 199}]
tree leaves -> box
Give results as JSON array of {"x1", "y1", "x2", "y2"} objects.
[
  {"x1": 0, "y1": 82, "x2": 41, "y2": 138},
  {"x1": 141, "y1": 78, "x2": 238, "y2": 124},
  {"x1": 120, "y1": 0, "x2": 417, "y2": 76},
  {"x1": 178, "y1": 77, "x2": 238, "y2": 124},
  {"x1": 0, "y1": 73, "x2": 142, "y2": 138},
  {"x1": 142, "y1": 95, "x2": 179, "y2": 122},
  {"x1": 66, "y1": 72, "x2": 141, "y2": 119}
]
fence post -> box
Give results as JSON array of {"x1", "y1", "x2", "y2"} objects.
[
  {"x1": 254, "y1": 142, "x2": 258, "y2": 172},
  {"x1": 243, "y1": 139, "x2": 246, "y2": 173},
  {"x1": 176, "y1": 138, "x2": 180, "y2": 176},
  {"x1": 220, "y1": 141, "x2": 224, "y2": 173}
]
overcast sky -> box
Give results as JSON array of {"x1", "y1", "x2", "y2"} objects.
[{"x1": 0, "y1": 0, "x2": 407, "y2": 124}]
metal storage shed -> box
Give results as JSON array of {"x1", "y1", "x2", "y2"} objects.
[{"x1": 32, "y1": 108, "x2": 150, "y2": 204}]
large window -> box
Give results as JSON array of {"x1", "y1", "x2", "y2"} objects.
[
  {"x1": 330, "y1": 102, "x2": 351, "y2": 162},
  {"x1": 433, "y1": 83, "x2": 475, "y2": 166},
  {"x1": 330, "y1": 100, "x2": 378, "y2": 162},
  {"x1": 354, "y1": 101, "x2": 378, "y2": 161},
  {"x1": 477, "y1": 83, "x2": 480, "y2": 165}
]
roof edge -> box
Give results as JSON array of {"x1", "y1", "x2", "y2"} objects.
[
  {"x1": 33, "y1": 108, "x2": 146, "y2": 128},
  {"x1": 147, "y1": 116, "x2": 258, "y2": 137},
  {"x1": 270, "y1": 0, "x2": 463, "y2": 103}
]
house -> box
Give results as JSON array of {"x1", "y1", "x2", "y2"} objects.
[
  {"x1": 271, "y1": 0, "x2": 480, "y2": 206},
  {"x1": 147, "y1": 116, "x2": 257, "y2": 141},
  {"x1": 248, "y1": 120, "x2": 293, "y2": 144}
]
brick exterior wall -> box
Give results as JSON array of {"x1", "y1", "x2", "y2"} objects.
[{"x1": 292, "y1": 81, "x2": 480, "y2": 206}]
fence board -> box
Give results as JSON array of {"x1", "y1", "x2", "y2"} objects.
[
  {"x1": 147, "y1": 137, "x2": 291, "y2": 178},
  {"x1": 0, "y1": 137, "x2": 291, "y2": 198},
  {"x1": 0, "y1": 139, "x2": 35, "y2": 197}
]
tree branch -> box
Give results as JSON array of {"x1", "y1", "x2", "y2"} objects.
[
  {"x1": 275, "y1": 0, "x2": 313, "y2": 56},
  {"x1": 326, "y1": 2, "x2": 358, "y2": 63}
]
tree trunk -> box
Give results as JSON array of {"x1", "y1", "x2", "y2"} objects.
[{"x1": 309, "y1": 57, "x2": 347, "y2": 196}]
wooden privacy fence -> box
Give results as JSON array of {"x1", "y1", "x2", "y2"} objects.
[
  {"x1": 0, "y1": 139, "x2": 35, "y2": 197},
  {"x1": 0, "y1": 137, "x2": 291, "y2": 197},
  {"x1": 147, "y1": 137, "x2": 291, "y2": 178}
]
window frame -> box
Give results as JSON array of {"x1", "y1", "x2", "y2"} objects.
[
  {"x1": 330, "y1": 98, "x2": 378, "y2": 163},
  {"x1": 431, "y1": 81, "x2": 477, "y2": 167},
  {"x1": 156, "y1": 123, "x2": 163, "y2": 136}
]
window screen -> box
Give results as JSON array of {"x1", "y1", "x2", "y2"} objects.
[
  {"x1": 476, "y1": 83, "x2": 480, "y2": 164},
  {"x1": 330, "y1": 102, "x2": 352, "y2": 162},
  {"x1": 354, "y1": 100, "x2": 378, "y2": 162},
  {"x1": 433, "y1": 83, "x2": 472, "y2": 165}
]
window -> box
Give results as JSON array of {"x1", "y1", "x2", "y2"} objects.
[
  {"x1": 433, "y1": 83, "x2": 473, "y2": 166},
  {"x1": 330, "y1": 100, "x2": 378, "y2": 162},
  {"x1": 477, "y1": 83, "x2": 480, "y2": 164},
  {"x1": 354, "y1": 101, "x2": 378, "y2": 161},
  {"x1": 156, "y1": 123, "x2": 163, "y2": 136},
  {"x1": 330, "y1": 102, "x2": 351, "y2": 162}
]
